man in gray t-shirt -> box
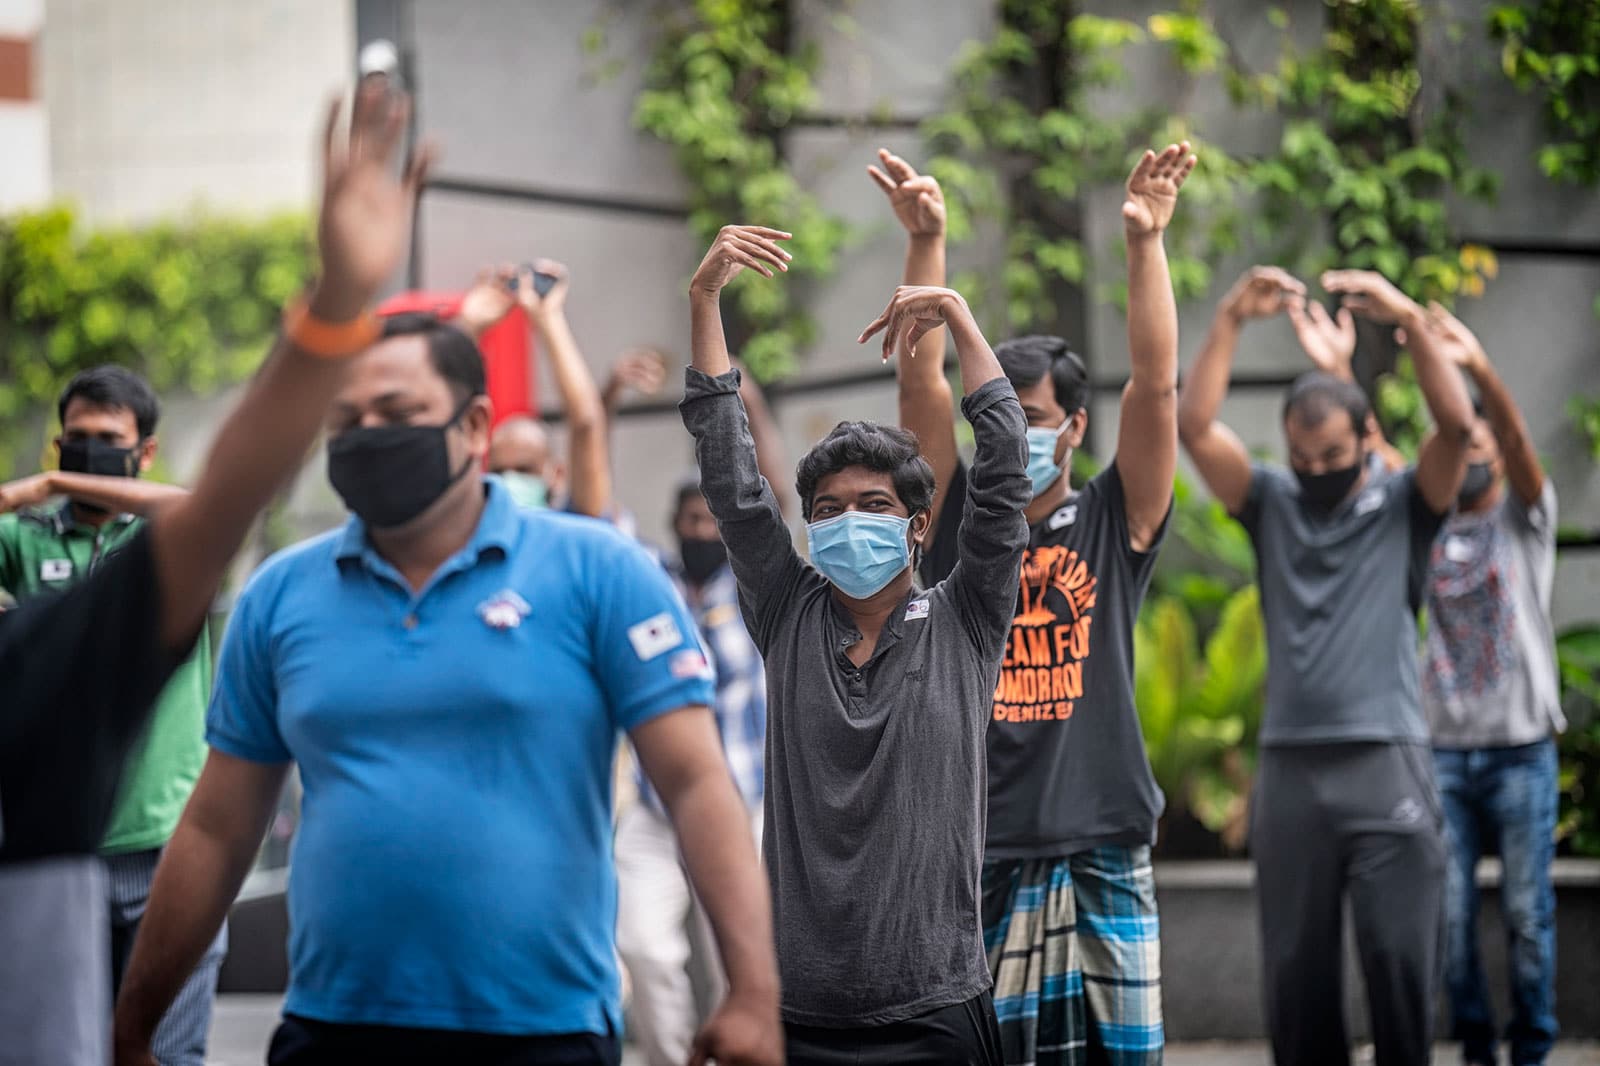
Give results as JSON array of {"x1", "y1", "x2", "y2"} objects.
[
  {"x1": 682, "y1": 225, "x2": 1030, "y2": 1064},
  {"x1": 1178, "y1": 266, "x2": 1475, "y2": 1066},
  {"x1": 1419, "y1": 306, "x2": 1563, "y2": 1066}
]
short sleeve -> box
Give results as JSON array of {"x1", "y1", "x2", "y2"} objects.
[
  {"x1": 0, "y1": 515, "x2": 21, "y2": 595},
  {"x1": 205, "y1": 573, "x2": 291, "y2": 765},
  {"x1": 1509, "y1": 477, "x2": 1557, "y2": 538},
  {"x1": 1233, "y1": 461, "x2": 1281, "y2": 535},
  {"x1": 589, "y1": 535, "x2": 717, "y2": 733},
  {"x1": 1093, "y1": 462, "x2": 1170, "y2": 564}
]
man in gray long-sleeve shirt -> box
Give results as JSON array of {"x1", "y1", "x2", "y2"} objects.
[{"x1": 680, "y1": 224, "x2": 1031, "y2": 1064}]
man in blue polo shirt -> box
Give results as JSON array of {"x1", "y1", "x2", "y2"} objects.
[{"x1": 113, "y1": 315, "x2": 781, "y2": 1066}]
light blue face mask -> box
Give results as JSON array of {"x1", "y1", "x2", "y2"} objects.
[
  {"x1": 1025, "y1": 420, "x2": 1072, "y2": 497},
  {"x1": 805, "y1": 511, "x2": 913, "y2": 600},
  {"x1": 498, "y1": 471, "x2": 549, "y2": 510}
]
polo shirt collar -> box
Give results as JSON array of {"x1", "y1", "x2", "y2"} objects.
[
  {"x1": 335, "y1": 477, "x2": 520, "y2": 567},
  {"x1": 50, "y1": 501, "x2": 138, "y2": 536}
]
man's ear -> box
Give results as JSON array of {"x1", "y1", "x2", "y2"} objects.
[
  {"x1": 910, "y1": 509, "x2": 932, "y2": 546},
  {"x1": 137, "y1": 436, "x2": 159, "y2": 473},
  {"x1": 1065, "y1": 408, "x2": 1089, "y2": 450}
]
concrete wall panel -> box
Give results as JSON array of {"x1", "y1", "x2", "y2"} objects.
[{"x1": 796, "y1": 0, "x2": 993, "y2": 119}]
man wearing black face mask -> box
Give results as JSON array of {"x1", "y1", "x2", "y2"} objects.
[
  {"x1": 615, "y1": 362, "x2": 788, "y2": 1066},
  {"x1": 1179, "y1": 267, "x2": 1475, "y2": 1066},
  {"x1": 116, "y1": 313, "x2": 782, "y2": 1065},
  {"x1": 0, "y1": 365, "x2": 227, "y2": 1064}
]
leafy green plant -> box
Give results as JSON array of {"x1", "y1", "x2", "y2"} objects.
[
  {"x1": 1556, "y1": 625, "x2": 1600, "y2": 855},
  {"x1": 1567, "y1": 394, "x2": 1600, "y2": 463},
  {"x1": 1136, "y1": 585, "x2": 1266, "y2": 851},
  {"x1": 1489, "y1": 0, "x2": 1600, "y2": 186},
  {"x1": 625, "y1": 0, "x2": 849, "y2": 381},
  {"x1": 0, "y1": 207, "x2": 313, "y2": 475}
]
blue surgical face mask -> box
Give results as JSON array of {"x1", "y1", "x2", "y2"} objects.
[
  {"x1": 498, "y1": 471, "x2": 549, "y2": 510},
  {"x1": 1026, "y1": 420, "x2": 1072, "y2": 497},
  {"x1": 805, "y1": 511, "x2": 913, "y2": 600}
]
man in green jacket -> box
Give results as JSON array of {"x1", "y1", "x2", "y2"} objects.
[{"x1": 0, "y1": 365, "x2": 223, "y2": 1066}]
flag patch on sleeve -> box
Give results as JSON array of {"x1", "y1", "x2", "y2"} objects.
[
  {"x1": 628, "y1": 613, "x2": 684, "y2": 661},
  {"x1": 669, "y1": 649, "x2": 714, "y2": 680}
]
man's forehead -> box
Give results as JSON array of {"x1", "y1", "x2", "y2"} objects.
[
  {"x1": 61, "y1": 398, "x2": 138, "y2": 430},
  {"x1": 338, "y1": 335, "x2": 449, "y2": 403},
  {"x1": 814, "y1": 467, "x2": 899, "y2": 499}
]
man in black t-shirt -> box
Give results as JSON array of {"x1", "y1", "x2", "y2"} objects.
[
  {"x1": 876, "y1": 142, "x2": 1194, "y2": 1065},
  {"x1": 0, "y1": 81, "x2": 433, "y2": 1066}
]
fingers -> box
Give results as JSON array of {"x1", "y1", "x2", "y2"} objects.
[
  {"x1": 878, "y1": 147, "x2": 917, "y2": 183},
  {"x1": 320, "y1": 94, "x2": 345, "y2": 180},
  {"x1": 1306, "y1": 299, "x2": 1334, "y2": 331},
  {"x1": 1174, "y1": 151, "x2": 1198, "y2": 188},
  {"x1": 532, "y1": 258, "x2": 569, "y2": 280},
  {"x1": 402, "y1": 138, "x2": 438, "y2": 196},
  {"x1": 737, "y1": 226, "x2": 793, "y2": 241},
  {"x1": 858, "y1": 306, "x2": 891, "y2": 345},
  {"x1": 1247, "y1": 266, "x2": 1303, "y2": 295},
  {"x1": 731, "y1": 231, "x2": 793, "y2": 265},
  {"x1": 1335, "y1": 306, "x2": 1356, "y2": 336},
  {"x1": 1394, "y1": 326, "x2": 1408, "y2": 346},
  {"x1": 369, "y1": 92, "x2": 410, "y2": 169},
  {"x1": 866, "y1": 164, "x2": 896, "y2": 194},
  {"x1": 1128, "y1": 148, "x2": 1157, "y2": 185}
]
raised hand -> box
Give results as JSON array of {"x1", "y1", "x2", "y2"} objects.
[
  {"x1": 1422, "y1": 300, "x2": 1488, "y2": 372},
  {"x1": 314, "y1": 78, "x2": 435, "y2": 319},
  {"x1": 1221, "y1": 266, "x2": 1304, "y2": 323},
  {"x1": 457, "y1": 265, "x2": 518, "y2": 337},
  {"x1": 858, "y1": 285, "x2": 964, "y2": 364},
  {"x1": 1122, "y1": 141, "x2": 1198, "y2": 237},
  {"x1": 1286, "y1": 295, "x2": 1357, "y2": 379},
  {"x1": 0, "y1": 473, "x2": 53, "y2": 515},
  {"x1": 689, "y1": 226, "x2": 793, "y2": 298},
  {"x1": 1321, "y1": 269, "x2": 1420, "y2": 325},
  {"x1": 867, "y1": 149, "x2": 946, "y2": 238},
  {"x1": 607, "y1": 347, "x2": 669, "y2": 399},
  {"x1": 514, "y1": 258, "x2": 570, "y2": 321}
]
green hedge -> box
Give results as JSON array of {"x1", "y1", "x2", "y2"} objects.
[{"x1": 0, "y1": 207, "x2": 313, "y2": 475}]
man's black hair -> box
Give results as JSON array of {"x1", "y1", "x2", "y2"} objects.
[
  {"x1": 994, "y1": 335, "x2": 1089, "y2": 415},
  {"x1": 1282, "y1": 371, "x2": 1371, "y2": 432},
  {"x1": 671, "y1": 473, "x2": 704, "y2": 518},
  {"x1": 379, "y1": 312, "x2": 487, "y2": 401},
  {"x1": 57, "y1": 365, "x2": 160, "y2": 439},
  {"x1": 794, "y1": 421, "x2": 934, "y2": 520}
]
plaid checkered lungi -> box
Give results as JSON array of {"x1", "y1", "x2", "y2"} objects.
[{"x1": 982, "y1": 845, "x2": 1164, "y2": 1066}]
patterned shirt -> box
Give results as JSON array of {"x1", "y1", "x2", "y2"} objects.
[{"x1": 635, "y1": 556, "x2": 767, "y2": 814}]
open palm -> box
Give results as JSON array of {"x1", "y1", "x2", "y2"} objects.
[{"x1": 1122, "y1": 141, "x2": 1197, "y2": 236}]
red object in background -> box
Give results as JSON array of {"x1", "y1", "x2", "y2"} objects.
[{"x1": 376, "y1": 291, "x2": 536, "y2": 427}]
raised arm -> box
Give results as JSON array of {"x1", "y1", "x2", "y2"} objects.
[
  {"x1": 0, "y1": 471, "x2": 187, "y2": 517},
  {"x1": 630, "y1": 710, "x2": 781, "y2": 1066},
  {"x1": 151, "y1": 83, "x2": 430, "y2": 655},
  {"x1": 1178, "y1": 267, "x2": 1301, "y2": 515},
  {"x1": 870, "y1": 149, "x2": 960, "y2": 551},
  {"x1": 515, "y1": 261, "x2": 611, "y2": 519},
  {"x1": 1424, "y1": 301, "x2": 1543, "y2": 506},
  {"x1": 1117, "y1": 142, "x2": 1196, "y2": 552},
  {"x1": 1285, "y1": 291, "x2": 1406, "y2": 471},
  {"x1": 681, "y1": 226, "x2": 802, "y2": 626},
  {"x1": 1323, "y1": 270, "x2": 1474, "y2": 513},
  {"x1": 602, "y1": 346, "x2": 669, "y2": 423}
]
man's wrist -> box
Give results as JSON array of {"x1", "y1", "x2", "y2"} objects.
[
  {"x1": 1124, "y1": 226, "x2": 1164, "y2": 246},
  {"x1": 908, "y1": 231, "x2": 945, "y2": 247},
  {"x1": 306, "y1": 278, "x2": 370, "y2": 324}
]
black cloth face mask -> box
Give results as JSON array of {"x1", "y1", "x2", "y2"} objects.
[
  {"x1": 59, "y1": 438, "x2": 142, "y2": 514},
  {"x1": 1294, "y1": 458, "x2": 1364, "y2": 511},
  {"x1": 327, "y1": 400, "x2": 476, "y2": 529},
  {"x1": 1457, "y1": 462, "x2": 1495, "y2": 509},
  {"x1": 679, "y1": 537, "x2": 728, "y2": 584}
]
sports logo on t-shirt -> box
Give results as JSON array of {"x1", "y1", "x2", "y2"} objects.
[
  {"x1": 993, "y1": 545, "x2": 1098, "y2": 725},
  {"x1": 629, "y1": 612, "x2": 684, "y2": 661},
  {"x1": 477, "y1": 590, "x2": 531, "y2": 631},
  {"x1": 1047, "y1": 504, "x2": 1078, "y2": 531}
]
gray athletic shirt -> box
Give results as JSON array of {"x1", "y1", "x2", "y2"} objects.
[
  {"x1": 1237, "y1": 462, "x2": 1446, "y2": 746},
  {"x1": 1423, "y1": 480, "x2": 1565, "y2": 748},
  {"x1": 681, "y1": 368, "x2": 1031, "y2": 1027}
]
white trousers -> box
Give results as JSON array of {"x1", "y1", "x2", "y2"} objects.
[{"x1": 614, "y1": 801, "x2": 762, "y2": 1066}]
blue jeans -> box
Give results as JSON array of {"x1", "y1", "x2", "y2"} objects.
[{"x1": 1433, "y1": 740, "x2": 1559, "y2": 1066}]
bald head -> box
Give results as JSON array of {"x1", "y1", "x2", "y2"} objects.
[{"x1": 488, "y1": 416, "x2": 551, "y2": 475}]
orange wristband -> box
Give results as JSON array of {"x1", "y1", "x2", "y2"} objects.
[{"x1": 282, "y1": 294, "x2": 381, "y2": 359}]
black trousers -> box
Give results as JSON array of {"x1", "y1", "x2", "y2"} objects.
[
  {"x1": 1252, "y1": 743, "x2": 1447, "y2": 1066},
  {"x1": 267, "y1": 1014, "x2": 621, "y2": 1066},
  {"x1": 785, "y1": 991, "x2": 1004, "y2": 1066}
]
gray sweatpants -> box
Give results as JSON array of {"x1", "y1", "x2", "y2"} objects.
[{"x1": 1251, "y1": 742, "x2": 1446, "y2": 1066}]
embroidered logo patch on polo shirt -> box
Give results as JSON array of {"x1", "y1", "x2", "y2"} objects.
[
  {"x1": 40, "y1": 559, "x2": 73, "y2": 581},
  {"x1": 628, "y1": 613, "x2": 683, "y2": 660},
  {"x1": 477, "y1": 590, "x2": 531, "y2": 631},
  {"x1": 1047, "y1": 504, "x2": 1078, "y2": 531}
]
